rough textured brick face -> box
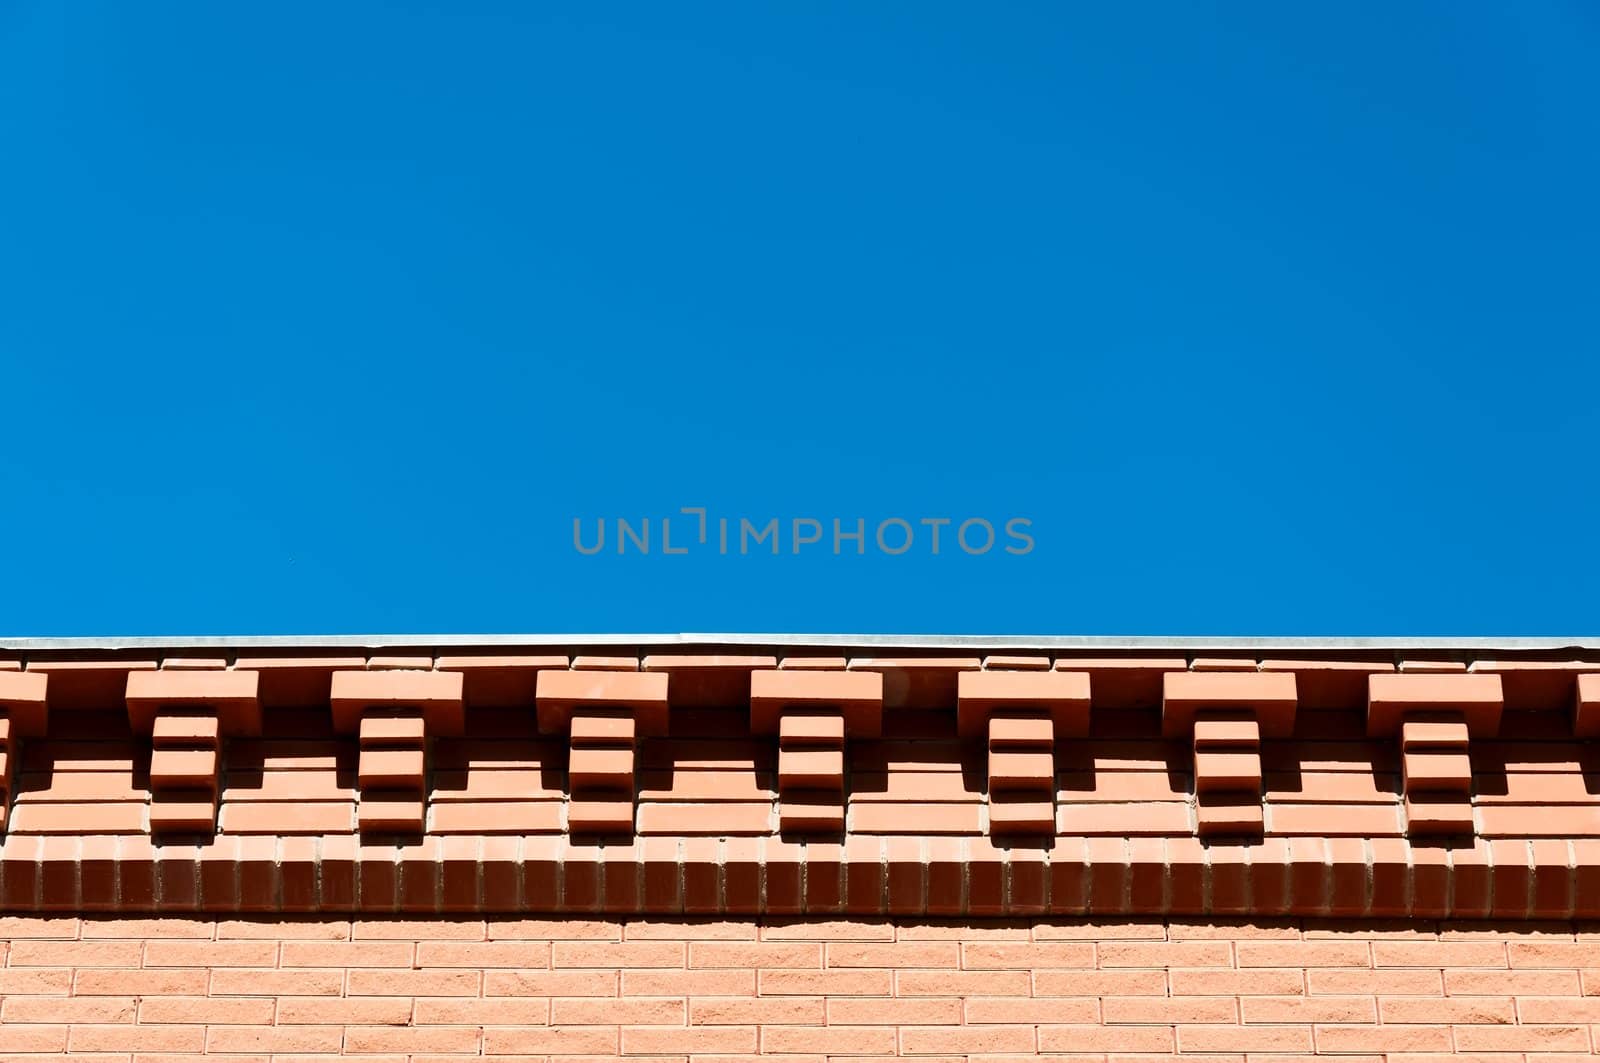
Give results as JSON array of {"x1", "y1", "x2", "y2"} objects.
[{"x1": 0, "y1": 913, "x2": 1595, "y2": 1060}]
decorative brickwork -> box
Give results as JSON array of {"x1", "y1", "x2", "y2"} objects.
[{"x1": 2, "y1": 638, "x2": 1600, "y2": 1060}]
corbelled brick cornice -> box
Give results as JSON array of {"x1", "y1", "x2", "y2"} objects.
[{"x1": 0, "y1": 638, "x2": 1597, "y2": 916}]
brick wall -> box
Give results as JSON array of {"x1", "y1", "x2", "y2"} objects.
[{"x1": 1, "y1": 915, "x2": 1596, "y2": 1059}]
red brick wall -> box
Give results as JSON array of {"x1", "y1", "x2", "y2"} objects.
[{"x1": 1, "y1": 914, "x2": 1595, "y2": 1059}]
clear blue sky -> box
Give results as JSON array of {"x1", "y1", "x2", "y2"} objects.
[{"x1": 2, "y1": 4, "x2": 1596, "y2": 637}]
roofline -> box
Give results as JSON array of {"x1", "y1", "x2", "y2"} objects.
[{"x1": 3, "y1": 633, "x2": 1600, "y2": 654}]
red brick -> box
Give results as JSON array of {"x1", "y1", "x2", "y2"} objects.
[
  {"x1": 1236, "y1": 940, "x2": 1371, "y2": 967},
  {"x1": 758, "y1": 969, "x2": 891, "y2": 995},
  {"x1": 1037, "y1": 1024, "x2": 1174, "y2": 1053},
  {"x1": 896, "y1": 970, "x2": 1032, "y2": 996},
  {"x1": 898, "y1": 1025, "x2": 1035, "y2": 1054},
  {"x1": 689, "y1": 997, "x2": 824, "y2": 1025}
]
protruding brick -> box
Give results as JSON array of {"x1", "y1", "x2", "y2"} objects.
[
  {"x1": 151, "y1": 713, "x2": 220, "y2": 745},
  {"x1": 1192, "y1": 712, "x2": 1261, "y2": 747},
  {"x1": 569, "y1": 746, "x2": 635, "y2": 790},
  {"x1": 358, "y1": 793, "x2": 426, "y2": 833},
  {"x1": 149, "y1": 748, "x2": 219, "y2": 790},
  {"x1": 1197, "y1": 793, "x2": 1264, "y2": 836},
  {"x1": 358, "y1": 747, "x2": 425, "y2": 788},
  {"x1": 569, "y1": 797, "x2": 634, "y2": 835},
  {"x1": 1404, "y1": 793, "x2": 1474, "y2": 836},
  {"x1": 778, "y1": 711, "x2": 845, "y2": 745},
  {"x1": 987, "y1": 749, "x2": 1054, "y2": 791},
  {"x1": 1400, "y1": 714, "x2": 1471, "y2": 748},
  {"x1": 332, "y1": 669, "x2": 465, "y2": 736},
  {"x1": 570, "y1": 711, "x2": 636, "y2": 746},
  {"x1": 1163, "y1": 671, "x2": 1297, "y2": 738},
  {"x1": 778, "y1": 748, "x2": 843, "y2": 789},
  {"x1": 988, "y1": 795, "x2": 1055, "y2": 835},
  {"x1": 1402, "y1": 750, "x2": 1471, "y2": 792},
  {"x1": 1194, "y1": 751, "x2": 1261, "y2": 792},
  {"x1": 126, "y1": 669, "x2": 260, "y2": 736},
  {"x1": 1368, "y1": 673, "x2": 1503, "y2": 737},
  {"x1": 750, "y1": 670, "x2": 883, "y2": 737},
  {"x1": 1574, "y1": 673, "x2": 1600, "y2": 737},
  {"x1": 537, "y1": 669, "x2": 668, "y2": 736},
  {"x1": 778, "y1": 791, "x2": 845, "y2": 833},
  {"x1": 359, "y1": 710, "x2": 427, "y2": 744},
  {"x1": 957, "y1": 670, "x2": 1090, "y2": 739},
  {"x1": 987, "y1": 713, "x2": 1054, "y2": 749}
]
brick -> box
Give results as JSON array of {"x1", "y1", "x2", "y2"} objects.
[
  {"x1": 1446, "y1": 968, "x2": 1580, "y2": 994},
  {"x1": 1307, "y1": 967, "x2": 1443, "y2": 995},
  {"x1": 348, "y1": 968, "x2": 483, "y2": 995},
  {"x1": 963, "y1": 941, "x2": 1095, "y2": 968},
  {"x1": 690, "y1": 997, "x2": 824, "y2": 1025},
  {"x1": 554, "y1": 941, "x2": 686, "y2": 968},
  {"x1": 7, "y1": 940, "x2": 142, "y2": 967},
  {"x1": 825, "y1": 942, "x2": 958, "y2": 968},
  {"x1": 625, "y1": 968, "x2": 753, "y2": 995},
  {"x1": 1373, "y1": 940, "x2": 1508, "y2": 967},
  {"x1": 1098, "y1": 940, "x2": 1232, "y2": 967},
  {"x1": 138, "y1": 995, "x2": 275, "y2": 1024},
  {"x1": 71, "y1": 1025, "x2": 207, "y2": 1052},
  {"x1": 1037, "y1": 1024, "x2": 1174, "y2": 1053},
  {"x1": 1404, "y1": 749, "x2": 1472, "y2": 791},
  {"x1": 1401, "y1": 714, "x2": 1472, "y2": 747},
  {"x1": 896, "y1": 970, "x2": 1032, "y2": 996},
  {"x1": 414, "y1": 940, "x2": 551, "y2": 967},
  {"x1": 898, "y1": 1025, "x2": 1036, "y2": 1054},
  {"x1": 1452, "y1": 1024, "x2": 1592, "y2": 1051},
  {"x1": 1380, "y1": 995, "x2": 1516, "y2": 1023},
  {"x1": 830, "y1": 997, "x2": 964, "y2": 1024},
  {"x1": 484, "y1": 970, "x2": 616, "y2": 996},
  {"x1": 209, "y1": 967, "x2": 345, "y2": 995},
  {"x1": 1312, "y1": 1024, "x2": 1453, "y2": 1052},
  {"x1": 779, "y1": 748, "x2": 844, "y2": 789},
  {"x1": 484, "y1": 1026, "x2": 620, "y2": 1055},
  {"x1": 957, "y1": 671, "x2": 1089, "y2": 738},
  {"x1": 274, "y1": 940, "x2": 411, "y2": 967},
  {"x1": 0, "y1": 996, "x2": 138, "y2": 1022},
  {"x1": 331, "y1": 669, "x2": 465, "y2": 735},
  {"x1": 988, "y1": 748, "x2": 1055, "y2": 790},
  {"x1": 1236, "y1": 940, "x2": 1371, "y2": 967},
  {"x1": 544, "y1": 997, "x2": 681, "y2": 1025},
  {"x1": 344, "y1": 1026, "x2": 483, "y2": 1054},
  {"x1": 690, "y1": 941, "x2": 821, "y2": 968},
  {"x1": 1163, "y1": 671, "x2": 1297, "y2": 738},
  {"x1": 1239, "y1": 995, "x2": 1376, "y2": 1022},
  {"x1": 1102, "y1": 995, "x2": 1238, "y2": 1023},
  {"x1": 625, "y1": 1026, "x2": 760, "y2": 1054},
  {"x1": 759, "y1": 969, "x2": 892, "y2": 996},
  {"x1": 1368, "y1": 673, "x2": 1503, "y2": 736},
  {"x1": 750, "y1": 670, "x2": 883, "y2": 736},
  {"x1": 1193, "y1": 713, "x2": 1261, "y2": 747},
  {"x1": 149, "y1": 748, "x2": 218, "y2": 787},
  {"x1": 762, "y1": 1026, "x2": 894, "y2": 1055},
  {"x1": 357, "y1": 747, "x2": 424, "y2": 787},
  {"x1": 1178, "y1": 1025, "x2": 1315, "y2": 1053},
  {"x1": 1506, "y1": 940, "x2": 1594, "y2": 967},
  {"x1": 277, "y1": 997, "x2": 417, "y2": 1024},
  {"x1": 1194, "y1": 750, "x2": 1261, "y2": 791}
]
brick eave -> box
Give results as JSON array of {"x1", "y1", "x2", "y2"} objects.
[{"x1": 0, "y1": 638, "x2": 1596, "y2": 917}]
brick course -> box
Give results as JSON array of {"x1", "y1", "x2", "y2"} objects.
[{"x1": 0, "y1": 915, "x2": 1596, "y2": 1058}]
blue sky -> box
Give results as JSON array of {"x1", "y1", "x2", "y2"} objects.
[{"x1": 2, "y1": 4, "x2": 1596, "y2": 637}]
